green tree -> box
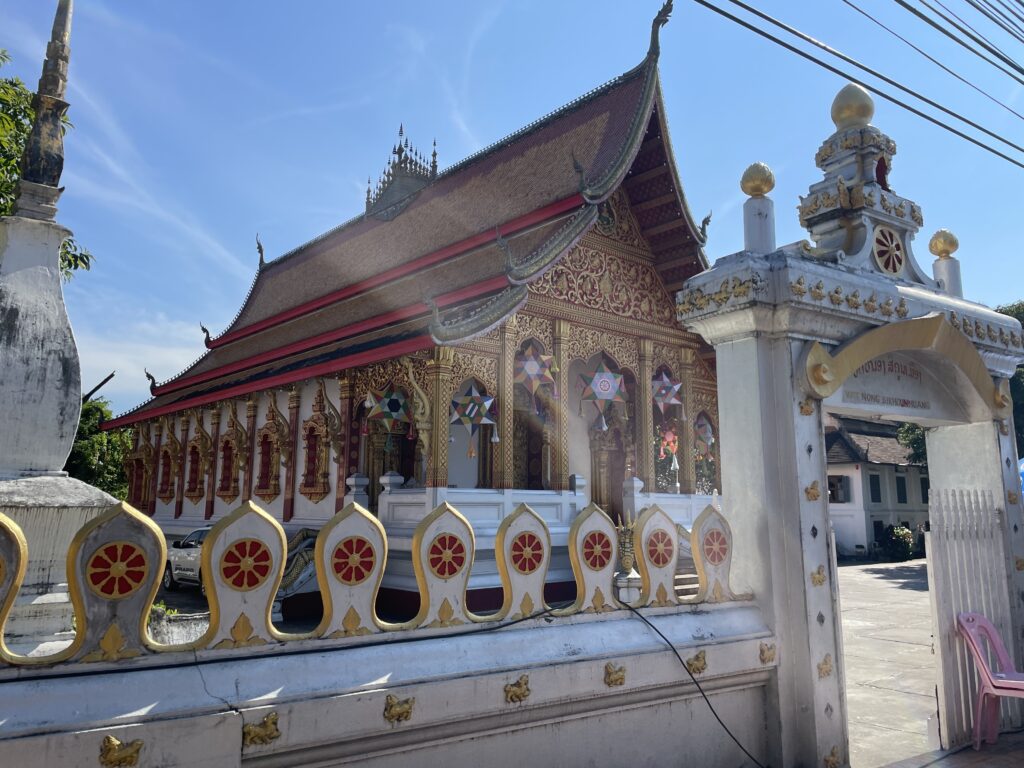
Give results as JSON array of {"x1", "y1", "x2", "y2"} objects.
[
  {"x1": 997, "y1": 301, "x2": 1024, "y2": 458},
  {"x1": 0, "y1": 49, "x2": 92, "y2": 280},
  {"x1": 64, "y1": 398, "x2": 130, "y2": 499},
  {"x1": 897, "y1": 422, "x2": 927, "y2": 465}
]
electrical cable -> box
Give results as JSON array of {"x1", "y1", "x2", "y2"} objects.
[
  {"x1": 840, "y1": 0, "x2": 1024, "y2": 122},
  {"x1": 990, "y1": 0, "x2": 1024, "y2": 29},
  {"x1": 920, "y1": 0, "x2": 1024, "y2": 69},
  {"x1": 692, "y1": 0, "x2": 1024, "y2": 171},
  {"x1": 933, "y1": 0, "x2": 1024, "y2": 53},
  {"x1": 625, "y1": 604, "x2": 770, "y2": 768},
  {"x1": 892, "y1": 0, "x2": 1024, "y2": 83},
  {"x1": 722, "y1": 0, "x2": 1024, "y2": 154},
  {"x1": 972, "y1": 0, "x2": 1024, "y2": 41}
]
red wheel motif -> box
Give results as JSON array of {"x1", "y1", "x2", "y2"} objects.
[
  {"x1": 703, "y1": 529, "x2": 729, "y2": 566},
  {"x1": 332, "y1": 536, "x2": 376, "y2": 586},
  {"x1": 220, "y1": 538, "x2": 273, "y2": 591},
  {"x1": 582, "y1": 530, "x2": 613, "y2": 571},
  {"x1": 872, "y1": 226, "x2": 905, "y2": 275},
  {"x1": 510, "y1": 531, "x2": 544, "y2": 575},
  {"x1": 646, "y1": 529, "x2": 675, "y2": 568},
  {"x1": 428, "y1": 533, "x2": 467, "y2": 579},
  {"x1": 86, "y1": 541, "x2": 148, "y2": 599}
]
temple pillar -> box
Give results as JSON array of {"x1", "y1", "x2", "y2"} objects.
[
  {"x1": 244, "y1": 395, "x2": 257, "y2": 501},
  {"x1": 551, "y1": 319, "x2": 570, "y2": 491},
  {"x1": 426, "y1": 347, "x2": 454, "y2": 488},
  {"x1": 205, "y1": 408, "x2": 220, "y2": 520},
  {"x1": 175, "y1": 413, "x2": 189, "y2": 519},
  {"x1": 681, "y1": 350, "x2": 697, "y2": 494},
  {"x1": 637, "y1": 338, "x2": 655, "y2": 492},
  {"x1": 496, "y1": 324, "x2": 514, "y2": 489},
  {"x1": 283, "y1": 385, "x2": 300, "y2": 522},
  {"x1": 336, "y1": 376, "x2": 355, "y2": 512},
  {"x1": 148, "y1": 420, "x2": 162, "y2": 516}
]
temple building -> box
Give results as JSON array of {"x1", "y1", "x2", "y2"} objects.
[{"x1": 105, "y1": 5, "x2": 719, "y2": 605}]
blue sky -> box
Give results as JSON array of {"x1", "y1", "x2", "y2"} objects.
[{"x1": 2, "y1": 1, "x2": 1022, "y2": 414}]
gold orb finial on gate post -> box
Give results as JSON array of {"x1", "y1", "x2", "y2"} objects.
[
  {"x1": 830, "y1": 83, "x2": 874, "y2": 130},
  {"x1": 740, "y1": 162, "x2": 775, "y2": 197},
  {"x1": 928, "y1": 229, "x2": 959, "y2": 260}
]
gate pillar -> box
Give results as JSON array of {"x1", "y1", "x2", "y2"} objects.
[{"x1": 678, "y1": 83, "x2": 1024, "y2": 766}]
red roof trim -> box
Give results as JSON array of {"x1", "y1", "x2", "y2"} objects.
[
  {"x1": 208, "y1": 194, "x2": 585, "y2": 349},
  {"x1": 103, "y1": 334, "x2": 435, "y2": 430},
  {"x1": 152, "y1": 275, "x2": 508, "y2": 397}
]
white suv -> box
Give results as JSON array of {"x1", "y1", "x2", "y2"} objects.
[{"x1": 163, "y1": 527, "x2": 211, "y2": 593}]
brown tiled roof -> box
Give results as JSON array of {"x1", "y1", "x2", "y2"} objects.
[
  {"x1": 825, "y1": 417, "x2": 918, "y2": 466},
  {"x1": 108, "y1": 24, "x2": 708, "y2": 428}
]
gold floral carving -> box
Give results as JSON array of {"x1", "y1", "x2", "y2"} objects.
[
  {"x1": 530, "y1": 245, "x2": 676, "y2": 327},
  {"x1": 183, "y1": 413, "x2": 212, "y2": 504},
  {"x1": 799, "y1": 398, "x2": 815, "y2": 416},
  {"x1": 818, "y1": 653, "x2": 833, "y2": 679},
  {"x1": 824, "y1": 746, "x2": 841, "y2": 768},
  {"x1": 593, "y1": 188, "x2": 648, "y2": 250},
  {"x1": 156, "y1": 415, "x2": 181, "y2": 504},
  {"x1": 653, "y1": 582, "x2": 672, "y2": 607},
  {"x1": 81, "y1": 624, "x2": 142, "y2": 663},
  {"x1": 685, "y1": 650, "x2": 707, "y2": 676},
  {"x1": 508, "y1": 312, "x2": 553, "y2": 352},
  {"x1": 425, "y1": 597, "x2": 464, "y2": 629},
  {"x1": 213, "y1": 612, "x2": 268, "y2": 650},
  {"x1": 242, "y1": 712, "x2": 281, "y2": 747},
  {"x1": 987, "y1": 325, "x2": 999, "y2": 343},
  {"x1": 604, "y1": 662, "x2": 626, "y2": 687},
  {"x1": 880, "y1": 298, "x2": 894, "y2": 317},
  {"x1": 845, "y1": 290, "x2": 861, "y2": 310},
  {"x1": 759, "y1": 642, "x2": 776, "y2": 664},
  {"x1": 864, "y1": 293, "x2": 878, "y2": 314},
  {"x1": 254, "y1": 392, "x2": 290, "y2": 503},
  {"x1": 1015, "y1": 557, "x2": 1024, "y2": 572},
  {"x1": 805, "y1": 481, "x2": 821, "y2": 501},
  {"x1": 790, "y1": 277, "x2": 807, "y2": 298},
  {"x1": 504, "y1": 674, "x2": 531, "y2": 703},
  {"x1": 450, "y1": 350, "x2": 498, "y2": 398},
  {"x1": 1009, "y1": 490, "x2": 1020, "y2": 505},
  {"x1": 327, "y1": 606, "x2": 372, "y2": 638},
  {"x1": 587, "y1": 586, "x2": 614, "y2": 613},
  {"x1": 896, "y1": 298, "x2": 909, "y2": 318},
  {"x1": 810, "y1": 565, "x2": 827, "y2": 587},
  {"x1": 384, "y1": 694, "x2": 414, "y2": 724},
  {"x1": 99, "y1": 735, "x2": 143, "y2": 767},
  {"x1": 828, "y1": 287, "x2": 844, "y2": 306},
  {"x1": 910, "y1": 204, "x2": 923, "y2": 226},
  {"x1": 962, "y1": 317, "x2": 974, "y2": 337},
  {"x1": 566, "y1": 325, "x2": 638, "y2": 373},
  {"x1": 216, "y1": 407, "x2": 247, "y2": 505}
]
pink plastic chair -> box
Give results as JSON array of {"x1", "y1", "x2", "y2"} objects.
[{"x1": 957, "y1": 612, "x2": 1024, "y2": 750}]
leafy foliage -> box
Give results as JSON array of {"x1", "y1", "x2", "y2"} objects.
[
  {"x1": 882, "y1": 524, "x2": 915, "y2": 561},
  {"x1": 63, "y1": 398, "x2": 130, "y2": 499},
  {"x1": 896, "y1": 422, "x2": 927, "y2": 465},
  {"x1": 0, "y1": 49, "x2": 92, "y2": 280},
  {"x1": 996, "y1": 301, "x2": 1024, "y2": 458}
]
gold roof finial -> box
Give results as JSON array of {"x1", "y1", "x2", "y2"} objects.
[
  {"x1": 928, "y1": 229, "x2": 959, "y2": 260},
  {"x1": 831, "y1": 83, "x2": 874, "y2": 130},
  {"x1": 740, "y1": 162, "x2": 775, "y2": 197}
]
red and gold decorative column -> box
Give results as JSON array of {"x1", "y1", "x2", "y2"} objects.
[
  {"x1": 496, "y1": 325, "x2": 514, "y2": 489},
  {"x1": 175, "y1": 413, "x2": 189, "y2": 519},
  {"x1": 637, "y1": 338, "x2": 656, "y2": 492},
  {"x1": 148, "y1": 419, "x2": 162, "y2": 516},
  {"x1": 336, "y1": 376, "x2": 354, "y2": 512},
  {"x1": 283, "y1": 384, "x2": 300, "y2": 521},
  {"x1": 205, "y1": 408, "x2": 220, "y2": 520},
  {"x1": 244, "y1": 395, "x2": 257, "y2": 501},
  {"x1": 426, "y1": 347, "x2": 454, "y2": 488},
  {"x1": 551, "y1": 319, "x2": 570, "y2": 491}
]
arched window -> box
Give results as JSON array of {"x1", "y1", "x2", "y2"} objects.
[
  {"x1": 302, "y1": 426, "x2": 320, "y2": 488},
  {"x1": 254, "y1": 432, "x2": 279, "y2": 502},
  {"x1": 512, "y1": 340, "x2": 555, "y2": 490},
  {"x1": 694, "y1": 411, "x2": 718, "y2": 495},
  {"x1": 129, "y1": 459, "x2": 146, "y2": 507},
  {"x1": 652, "y1": 366, "x2": 683, "y2": 493},
  {"x1": 184, "y1": 444, "x2": 203, "y2": 503},
  {"x1": 219, "y1": 442, "x2": 234, "y2": 494}
]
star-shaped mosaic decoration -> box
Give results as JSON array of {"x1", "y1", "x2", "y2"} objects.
[{"x1": 651, "y1": 371, "x2": 683, "y2": 415}]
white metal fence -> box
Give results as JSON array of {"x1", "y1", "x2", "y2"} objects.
[{"x1": 926, "y1": 488, "x2": 1022, "y2": 748}]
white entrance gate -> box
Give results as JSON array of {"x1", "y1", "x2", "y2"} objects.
[{"x1": 926, "y1": 489, "x2": 1020, "y2": 747}]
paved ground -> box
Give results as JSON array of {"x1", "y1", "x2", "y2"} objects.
[{"x1": 839, "y1": 559, "x2": 1024, "y2": 768}]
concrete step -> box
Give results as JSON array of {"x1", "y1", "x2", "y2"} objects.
[
  {"x1": 6, "y1": 588, "x2": 73, "y2": 638},
  {"x1": 674, "y1": 572, "x2": 700, "y2": 599}
]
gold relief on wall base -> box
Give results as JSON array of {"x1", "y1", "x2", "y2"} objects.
[
  {"x1": 1008, "y1": 490, "x2": 1020, "y2": 505},
  {"x1": 99, "y1": 735, "x2": 143, "y2": 767},
  {"x1": 81, "y1": 625, "x2": 141, "y2": 663},
  {"x1": 805, "y1": 481, "x2": 821, "y2": 501},
  {"x1": 212, "y1": 612, "x2": 267, "y2": 649},
  {"x1": 810, "y1": 281, "x2": 826, "y2": 301},
  {"x1": 823, "y1": 746, "x2": 842, "y2": 768},
  {"x1": 810, "y1": 565, "x2": 827, "y2": 587},
  {"x1": 817, "y1": 653, "x2": 833, "y2": 679},
  {"x1": 1015, "y1": 557, "x2": 1024, "y2": 572},
  {"x1": 685, "y1": 650, "x2": 707, "y2": 676},
  {"x1": 504, "y1": 674, "x2": 531, "y2": 703},
  {"x1": 759, "y1": 642, "x2": 776, "y2": 664},
  {"x1": 326, "y1": 606, "x2": 372, "y2": 638},
  {"x1": 799, "y1": 398, "x2": 814, "y2": 416},
  {"x1": 604, "y1": 662, "x2": 626, "y2": 687},
  {"x1": 383, "y1": 694, "x2": 414, "y2": 724},
  {"x1": 242, "y1": 712, "x2": 281, "y2": 747},
  {"x1": 790, "y1": 277, "x2": 807, "y2": 298}
]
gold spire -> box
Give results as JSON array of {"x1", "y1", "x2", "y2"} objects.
[{"x1": 830, "y1": 83, "x2": 874, "y2": 130}]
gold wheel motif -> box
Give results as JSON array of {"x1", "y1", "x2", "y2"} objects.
[
  {"x1": 872, "y1": 226, "x2": 905, "y2": 275},
  {"x1": 510, "y1": 531, "x2": 544, "y2": 575},
  {"x1": 582, "y1": 530, "x2": 612, "y2": 571},
  {"x1": 86, "y1": 542, "x2": 148, "y2": 599},
  {"x1": 220, "y1": 538, "x2": 273, "y2": 591},
  {"x1": 332, "y1": 536, "x2": 375, "y2": 586},
  {"x1": 428, "y1": 533, "x2": 466, "y2": 579},
  {"x1": 646, "y1": 529, "x2": 674, "y2": 568}
]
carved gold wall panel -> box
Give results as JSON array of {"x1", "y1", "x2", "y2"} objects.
[{"x1": 566, "y1": 325, "x2": 639, "y2": 374}]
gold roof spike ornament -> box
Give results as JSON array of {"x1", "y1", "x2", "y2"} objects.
[
  {"x1": 740, "y1": 162, "x2": 775, "y2": 197},
  {"x1": 928, "y1": 229, "x2": 959, "y2": 260},
  {"x1": 830, "y1": 83, "x2": 874, "y2": 130}
]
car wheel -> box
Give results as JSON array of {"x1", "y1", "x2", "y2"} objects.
[{"x1": 163, "y1": 564, "x2": 179, "y2": 591}]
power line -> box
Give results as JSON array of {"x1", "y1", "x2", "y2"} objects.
[
  {"x1": 933, "y1": 0, "x2": 1023, "y2": 54},
  {"x1": 691, "y1": 0, "x2": 1024, "y2": 171},
  {"x1": 893, "y1": 0, "x2": 1024, "y2": 83},
  {"x1": 722, "y1": 0, "x2": 1024, "y2": 154},
  {"x1": 975, "y1": 0, "x2": 1024, "y2": 40},
  {"x1": 840, "y1": 0, "x2": 1024, "y2": 122},
  {"x1": 990, "y1": 0, "x2": 1024, "y2": 30}
]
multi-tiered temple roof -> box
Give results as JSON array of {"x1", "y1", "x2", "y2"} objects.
[{"x1": 107, "y1": 1, "x2": 707, "y2": 428}]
